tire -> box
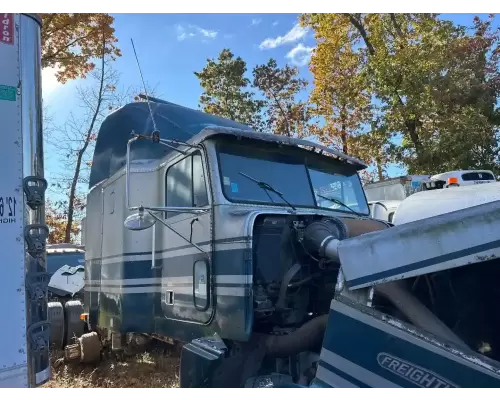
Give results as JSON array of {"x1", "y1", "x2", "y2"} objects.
[
  {"x1": 64, "y1": 300, "x2": 85, "y2": 347},
  {"x1": 48, "y1": 301, "x2": 65, "y2": 351},
  {"x1": 79, "y1": 331, "x2": 101, "y2": 363}
]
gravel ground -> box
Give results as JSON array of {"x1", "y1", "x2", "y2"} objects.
[{"x1": 42, "y1": 348, "x2": 180, "y2": 388}]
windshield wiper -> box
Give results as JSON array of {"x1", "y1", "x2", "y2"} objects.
[
  {"x1": 316, "y1": 193, "x2": 363, "y2": 216},
  {"x1": 238, "y1": 172, "x2": 296, "y2": 211}
]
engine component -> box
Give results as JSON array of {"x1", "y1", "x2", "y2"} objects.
[
  {"x1": 301, "y1": 216, "x2": 468, "y2": 348},
  {"x1": 275, "y1": 263, "x2": 302, "y2": 310},
  {"x1": 302, "y1": 216, "x2": 390, "y2": 263},
  {"x1": 302, "y1": 218, "x2": 346, "y2": 262},
  {"x1": 48, "y1": 302, "x2": 64, "y2": 350},
  {"x1": 264, "y1": 314, "x2": 328, "y2": 358},
  {"x1": 252, "y1": 214, "x2": 313, "y2": 327},
  {"x1": 375, "y1": 281, "x2": 468, "y2": 347},
  {"x1": 254, "y1": 285, "x2": 274, "y2": 320}
]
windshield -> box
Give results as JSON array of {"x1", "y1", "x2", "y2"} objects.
[
  {"x1": 46, "y1": 252, "x2": 85, "y2": 275},
  {"x1": 217, "y1": 142, "x2": 369, "y2": 215}
]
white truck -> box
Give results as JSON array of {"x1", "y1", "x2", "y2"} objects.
[
  {"x1": 365, "y1": 170, "x2": 498, "y2": 222},
  {"x1": 0, "y1": 13, "x2": 50, "y2": 388},
  {"x1": 393, "y1": 180, "x2": 500, "y2": 225}
]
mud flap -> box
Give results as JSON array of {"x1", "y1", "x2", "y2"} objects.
[
  {"x1": 47, "y1": 302, "x2": 64, "y2": 350},
  {"x1": 180, "y1": 333, "x2": 269, "y2": 388},
  {"x1": 313, "y1": 297, "x2": 500, "y2": 388},
  {"x1": 180, "y1": 335, "x2": 227, "y2": 388},
  {"x1": 64, "y1": 300, "x2": 84, "y2": 347}
]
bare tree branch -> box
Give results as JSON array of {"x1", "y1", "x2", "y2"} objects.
[{"x1": 48, "y1": 39, "x2": 160, "y2": 243}]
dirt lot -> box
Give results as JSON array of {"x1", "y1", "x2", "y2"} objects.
[{"x1": 42, "y1": 348, "x2": 180, "y2": 388}]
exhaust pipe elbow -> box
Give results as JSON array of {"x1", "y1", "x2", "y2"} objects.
[{"x1": 303, "y1": 218, "x2": 346, "y2": 262}]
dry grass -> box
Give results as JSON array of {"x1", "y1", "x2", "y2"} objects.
[{"x1": 42, "y1": 348, "x2": 180, "y2": 388}]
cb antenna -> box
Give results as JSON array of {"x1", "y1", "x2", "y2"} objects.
[{"x1": 130, "y1": 38, "x2": 158, "y2": 136}]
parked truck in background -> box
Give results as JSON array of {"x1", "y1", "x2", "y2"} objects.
[
  {"x1": 46, "y1": 244, "x2": 86, "y2": 352},
  {"x1": 0, "y1": 13, "x2": 50, "y2": 388},
  {"x1": 364, "y1": 170, "x2": 498, "y2": 222}
]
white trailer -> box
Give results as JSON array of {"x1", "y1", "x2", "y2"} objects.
[
  {"x1": 0, "y1": 13, "x2": 50, "y2": 387},
  {"x1": 393, "y1": 181, "x2": 500, "y2": 225}
]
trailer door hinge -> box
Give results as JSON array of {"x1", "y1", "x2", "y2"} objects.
[
  {"x1": 24, "y1": 224, "x2": 49, "y2": 257},
  {"x1": 25, "y1": 272, "x2": 50, "y2": 301},
  {"x1": 23, "y1": 176, "x2": 47, "y2": 210},
  {"x1": 27, "y1": 321, "x2": 50, "y2": 355}
]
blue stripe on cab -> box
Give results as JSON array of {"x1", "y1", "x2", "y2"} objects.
[
  {"x1": 347, "y1": 239, "x2": 500, "y2": 288},
  {"x1": 322, "y1": 308, "x2": 500, "y2": 388},
  {"x1": 318, "y1": 360, "x2": 370, "y2": 388}
]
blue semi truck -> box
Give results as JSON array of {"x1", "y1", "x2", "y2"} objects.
[{"x1": 62, "y1": 95, "x2": 500, "y2": 387}]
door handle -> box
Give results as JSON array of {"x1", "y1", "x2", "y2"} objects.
[{"x1": 165, "y1": 290, "x2": 174, "y2": 305}]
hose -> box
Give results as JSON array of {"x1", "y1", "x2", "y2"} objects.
[
  {"x1": 375, "y1": 281, "x2": 468, "y2": 348},
  {"x1": 264, "y1": 314, "x2": 329, "y2": 357}
]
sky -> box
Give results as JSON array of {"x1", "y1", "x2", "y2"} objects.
[
  {"x1": 41, "y1": 13, "x2": 497, "y2": 197},
  {"x1": 42, "y1": 14, "x2": 316, "y2": 109}
]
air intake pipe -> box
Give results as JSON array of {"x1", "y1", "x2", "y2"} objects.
[
  {"x1": 302, "y1": 218, "x2": 346, "y2": 263},
  {"x1": 302, "y1": 217, "x2": 468, "y2": 348}
]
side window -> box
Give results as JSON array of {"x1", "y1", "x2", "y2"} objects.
[
  {"x1": 165, "y1": 152, "x2": 209, "y2": 219},
  {"x1": 192, "y1": 153, "x2": 209, "y2": 207}
]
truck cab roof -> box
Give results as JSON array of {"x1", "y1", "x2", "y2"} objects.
[{"x1": 89, "y1": 99, "x2": 367, "y2": 189}]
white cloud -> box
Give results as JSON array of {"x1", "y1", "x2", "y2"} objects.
[
  {"x1": 272, "y1": 21, "x2": 279, "y2": 27},
  {"x1": 285, "y1": 43, "x2": 314, "y2": 67},
  {"x1": 41, "y1": 67, "x2": 62, "y2": 98},
  {"x1": 197, "y1": 26, "x2": 218, "y2": 39},
  {"x1": 176, "y1": 25, "x2": 194, "y2": 41},
  {"x1": 259, "y1": 23, "x2": 309, "y2": 50},
  {"x1": 251, "y1": 18, "x2": 262, "y2": 26},
  {"x1": 176, "y1": 24, "x2": 218, "y2": 41}
]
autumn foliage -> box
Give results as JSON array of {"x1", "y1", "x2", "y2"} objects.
[
  {"x1": 300, "y1": 13, "x2": 500, "y2": 174},
  {"x1": 45, "y1": 200, "x2": 81, "y2": 244},
  {"x1": 40, "y1": 13, "x2": 121, "y2": 83},
  {"x1": 194, "y1": 14, "x2": 500, "y2": 178}
]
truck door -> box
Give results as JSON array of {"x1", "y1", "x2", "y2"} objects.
[{"x1": 156, "y1": 149, "x2": 213, "y2": 326}]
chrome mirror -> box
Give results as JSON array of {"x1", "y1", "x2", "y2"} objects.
[{"x1": 124, "y1": 208, "x2": 156, "y2": 231}]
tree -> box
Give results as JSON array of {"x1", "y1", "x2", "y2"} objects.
[
  {"x1": 353, "y1": 120, "x2": 393, "y2": 180},
  {"x1": 303, "y1": 17, "x2": 378, "y2": 159},
  {"x1": 40, "y1": 13, "x2": 121, "y2": 83},
  {"x1": 297, "y1": 14, "x2": 392, "y2": 173},
  {"x1": 194, "y1": 49, "x2": 264, "y2": 129},
  {"x1": 358, "y1": 169, "x2": 377, "y2": 185},
  {"x1": 45, "y1": 199, "x2": 81, "y2": 244},
  {"x1": 426, "y1": 14, "x2": 500, "y2": 172},
  {"x1": 48, "y1": 69, "x2": 158, "y2": 244},
  {"x1": 252, "y1": 58, "x2": 310, "y2": 137},
  {"x1": 46, "y1": 23, "x2": 156, "y2": 243},
  {"x1": 300, "y1": 13, "x2": 500, "y2": 174}
]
